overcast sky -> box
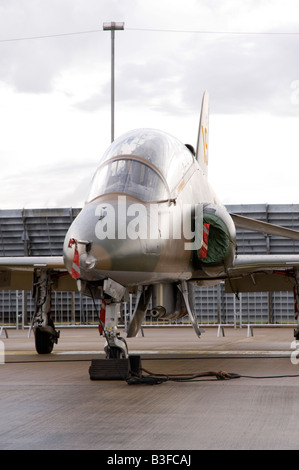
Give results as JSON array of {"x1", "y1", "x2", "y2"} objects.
[{"x1": 1, "y1": 0, "x2": 299, "y2": 209}]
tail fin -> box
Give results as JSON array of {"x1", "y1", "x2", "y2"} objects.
[{"x1": 196, "y1": 91, "x2": 209, "y2": 177}]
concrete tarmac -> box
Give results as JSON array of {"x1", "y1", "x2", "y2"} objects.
[{"x1": 1, "y1": 325, "x2": 299, "y2": 450}]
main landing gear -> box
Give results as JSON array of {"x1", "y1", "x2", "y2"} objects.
[
  {"x1": 32, "y1": 270, "x2": 60, "y2": 354},
  {"x1": 293, "y1": 283, "x2": 299, "y2": 340}
]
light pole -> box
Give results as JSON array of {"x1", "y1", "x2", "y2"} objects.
[{"x1": 103, "y1": 22, "x2": 125, "y2": 142}]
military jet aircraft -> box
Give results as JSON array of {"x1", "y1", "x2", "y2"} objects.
[{"x1": 2, "y1": 91, "x2": 299, "y2": 357}]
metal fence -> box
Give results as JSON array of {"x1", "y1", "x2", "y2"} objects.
[
  {"x1": 0, "y1": 204, "x2": 299, "y2": 329},
  {"x1": 0, "y1": 286, "x2": 296, "y2": 330}
]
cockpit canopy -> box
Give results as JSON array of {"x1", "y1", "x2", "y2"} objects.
[{"x1": 88, "y1": 129, "x2": 195, "y2": 203}]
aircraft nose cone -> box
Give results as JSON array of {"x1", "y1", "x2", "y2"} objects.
[{"x1": 63, "y1": 195, "x2": 161, "y2": 281}]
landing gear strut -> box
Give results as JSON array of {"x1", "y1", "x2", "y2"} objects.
[
  {"x1": 102, "y1": 301, "x2": 128, "y2": 359},
  {"x1": 294, "y1": 283, "x2": 299, "y2": 340},
  {"x1": 32, "y1": 269, "x2": 60, "y2": 354}
]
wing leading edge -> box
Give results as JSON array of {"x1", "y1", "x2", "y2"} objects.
[
  {"x1": 0, "y1": 256, "x2": 76, "y2": 291},
  {"x1": 231, "y1": 213, "x2": 299, "y2": 241},
  {"x1": 0, "y1": 256, "x2": 65, "y2": 269}
]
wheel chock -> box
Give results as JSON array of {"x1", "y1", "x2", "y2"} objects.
[{"x1": 89, "y1": 355, "x2": 142, "y2": 380}]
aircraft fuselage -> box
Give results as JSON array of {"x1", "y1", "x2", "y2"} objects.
[{"x1": 63, "y1": 128, "x2": 236, "y2": 288}]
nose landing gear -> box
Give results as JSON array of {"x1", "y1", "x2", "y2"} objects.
[{"x1": 89, "y1": 297, "x2": 142, "y2": 380}]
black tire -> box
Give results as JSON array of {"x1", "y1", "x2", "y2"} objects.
[
  {"x1": 106, "y1": 337, "x2": 128, "y2": 359},
  {"x1": 34, "y1": 327, "x2": 54, "y2": 354},
  {"x1": 106, "y1": 346, "x2": 121, "y2": 359}
]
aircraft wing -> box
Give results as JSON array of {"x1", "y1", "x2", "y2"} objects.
[
  {"x1": 230, "y1": 213, "x2": 299, "y2": 240},
  {"x1": 224, "y1": 215, "x2": 299, "y2": 293},
  {"x1": 0, "y1": 256, "x2": 76, "y2": 291},
  {"x1": 0, "y1": 256, "x2": 65, "y2": 269},
  {"x1": 225, "y1": 254, "x2": 299, "y2": 293}
]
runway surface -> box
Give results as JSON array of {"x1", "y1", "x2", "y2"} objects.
[{"x1": 1, "y1": 325, "x2": 299, "y2": 450}]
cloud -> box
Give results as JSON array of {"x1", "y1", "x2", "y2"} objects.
[
  {"x1": 74, "y1": 92, "x2": 109, "y2": 113},
  {"x1": 1, "y1": 0, "x2": 299, "y2": 115},
  {"x1": 1, "y1": 0, "x2": 299, "y2": 208},
  {"x1": 127, "y1": 31, "x2": 299, "y2": 116},
  {"x1": 0, "y1": 0, "x2": 125, "y2": 93},
  {"x1": 0, "y1": 159, "x2": 95, "y2": 209},
  {"x1": 74, "y1": 30, "x2": 299, "y2": 119}
]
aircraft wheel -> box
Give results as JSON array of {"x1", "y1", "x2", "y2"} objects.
[
  {"x1": 34, "y1": 327, "x2": 54, "y2": 354},
  {"x1": 107, "y1": 346, "x2": 122, "y2": 359},
  {"x1": 108, "y1": 335, "x2": 128, "y2": 359}
]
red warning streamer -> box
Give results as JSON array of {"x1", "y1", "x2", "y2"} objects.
[
  {"x1": 199, "y1": 223, "x2": 210, "y2": 258},
  {"x1": 68, "y1": 238, "x2": 80, "y2": 279},
  {"x1": 98, "y1": 299, "x2": 106, "y2": 335}
]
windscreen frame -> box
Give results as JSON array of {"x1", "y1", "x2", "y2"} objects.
[{"x1": 87, "y1": 154, "x2": 172, "y2": 203}]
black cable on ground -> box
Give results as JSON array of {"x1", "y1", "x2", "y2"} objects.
[
  {"x1": 126, "y1": 368, "x2": 241, "y2": 385},
  {"x1": 126, "y1": 367, "x2": 299, "y2": 385}
]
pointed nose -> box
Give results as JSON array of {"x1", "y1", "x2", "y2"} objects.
[{"x1": 63, "y1": 195, "x2": 161, "y2": 282}]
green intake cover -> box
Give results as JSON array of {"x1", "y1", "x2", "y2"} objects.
[{"x1": 197, "y1": 213, "x2": 231, "y2": 265}]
